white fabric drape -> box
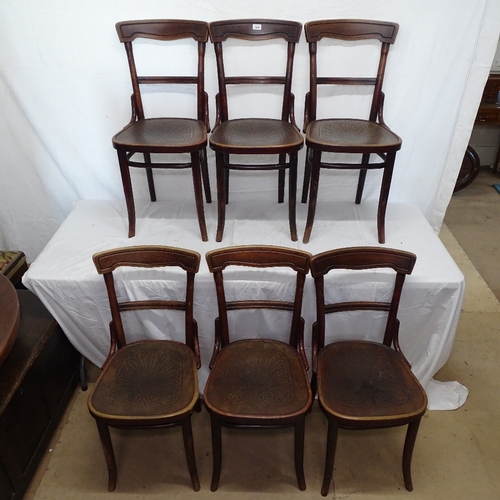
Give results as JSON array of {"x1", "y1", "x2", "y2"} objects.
[
  {"x1": 1, "y1": 0, "x2": 499, "y2": 261},
  {"x1": 22, "y1": 199, "x2": 467, "y2": 409}
]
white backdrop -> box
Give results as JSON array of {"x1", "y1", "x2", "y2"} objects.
[{"x1": 1, "y1": 0, "x2": 499, "y2": 262}]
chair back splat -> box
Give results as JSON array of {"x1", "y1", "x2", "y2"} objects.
[
  {"x1": 113, "y1": 20, "x2": 212, "y2": 240},
  {"x1": 88, "y1": 245, "x2": 202, "y2": 492},
  {"x1": 310, "y1": 246, "x2": 427, "y2": 496},
  {"x1": 208, "y1": 20, "x2": 304, "y2": 242},
  {"x1": 302, "y1": 20, "x2": 401, "y2": 244},
  {"x1": 203, "y1": 245, "x2": 313, "y2": 491}
]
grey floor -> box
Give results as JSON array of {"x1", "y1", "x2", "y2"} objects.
[{"x1": 25, "y1": 166, "x2": 500, "y2": 499}]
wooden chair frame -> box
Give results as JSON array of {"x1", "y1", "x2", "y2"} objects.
[
  {"x1": 310, "y1": 246, "x2": 427, "y2": 495},
  {"x1": 88, "y1": 245, "x2": 202, "y2": 492},
  {"x1": 208, "y1": 19, "x2": 304, "y2": 242},
  {"x1": 113, "y1": 20, "x2": 212, "y2": 240},
  {"x1": 302, "y1": 20, "x2": 401, "y2": 244},
  {"x1": 204, "y1": 245, "x2": 313, "y2": 491}
]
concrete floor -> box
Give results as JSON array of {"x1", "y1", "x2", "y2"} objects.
[{"x1": 25, "y1": 166, "x2": 500, "y2": 499}]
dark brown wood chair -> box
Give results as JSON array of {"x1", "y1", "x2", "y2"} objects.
[
  {"x1": 302, "y1": 20, "x2": 402, "y2": 244},
  {"x1": 113, "y1": 20, "x2": 211, "y2": 241},
  {"x1": 310, "y1": 247, "x2": 427, "y2": 496},
  {"x1": 88, "y1": 245, "x2": 202, "y2": 492},
  {"x1": 208, "y1": 20, "x2": 304, "y2": 242},
  {"x1": 204, "y1": 245, "x2": 313, "y2": 491}
]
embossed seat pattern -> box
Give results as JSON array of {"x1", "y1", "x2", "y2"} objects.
[{"x1": 205, "y1": 339, "x2": 311, "y2": 420}]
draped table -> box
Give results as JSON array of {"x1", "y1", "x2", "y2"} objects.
[{"x1": 22, "y1": 198, "x2": 467, "y2": 409}]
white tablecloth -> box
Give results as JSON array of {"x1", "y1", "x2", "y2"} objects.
[{"x1": 22, "y1": 198, "x2": 468, "y2": 409}]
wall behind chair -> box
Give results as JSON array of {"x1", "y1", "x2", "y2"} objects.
[{"x1": 0, "y1": 0, "x2": 499, "y2": 261}]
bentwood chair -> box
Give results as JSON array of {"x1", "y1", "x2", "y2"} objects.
[
  {"x1": 204, "y1": 246, "x2": 313, "y2": 491},
  {"x1": 310, "y1": 247, "x2": 427, "y2": 495},
  {"x1": 302, "y1": 20, "x2": 402, "y2": 244},
  {"x1": 209, "y1": 20, "x2": 304, "y2": 242},
  {"x1": 113, "y1": 20, "x2": 211, "y2": 241},
  {"x1": 88, "y1": 245, "x2": 201, "y2": 492}
]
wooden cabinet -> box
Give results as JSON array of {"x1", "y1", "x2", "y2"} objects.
[
  {"x1": 0, "y1": 291, "x2": 80, "y2": 500},
  {"x1": 473, "y1": 73, "x2": 500, "y2": 171}
]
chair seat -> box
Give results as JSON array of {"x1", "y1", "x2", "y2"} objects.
[
  {"x1": 210, "y1": 118, "x2": 304, "y2": 155},
  {"x1": 306, "y1": 119, "x2": 401, "y2": 154},
  {"x1": 113, "y1": 118, "x2": 207, "y2": 154},
  {"x1": 317, "y1": 340, "x2": 427, "y2": 425},
  {"x1": 89, "y1": 340, "x2": 199, "y2": 424},
  {"x1": 204, "y1": 339, "x2": 312, "y2": 424}
]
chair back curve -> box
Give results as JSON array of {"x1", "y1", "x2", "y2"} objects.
[
  {"x1": 304, "y1": 19, "x2": 399, "y2": 126},
  {"x1": 116, "y1": 19, "x2": 210, "y2": 127},
  {"x1": 209, "y1": 19, "x2": 302, "y2": 125},
  {"x1": 205, "y1": 245, "x2": 311, "y2": 365},
  {"x1": 310, "y1": 246, "x2": 416, "y2": 359},
  {"x1": 93, "y1": 245, "x2": 201, "y2": 365}
]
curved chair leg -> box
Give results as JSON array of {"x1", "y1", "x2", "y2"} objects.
[
  {"x1": 402, "y1": 418, "x2": 421, "y2": 492},
  {"x1": 79, "y1": 354, "x2": 87, "y2": 391},
  {"x1": 96, "y1": 420, "x2": 117, "y2": 492},
  {"x1": 355, "y1": 169, "x2": 367, "y2": 204},
  {"x1": 190, "y1": 151, "x2": 209, "y2": 242},
  {"x1": 181, "y1": 417, "x2": 201, "y2": 491},
  {"x1": 224, "y1": 154, "x2": 230, "y2": 204},
  {"x1": 321, "y1": 419, "x2": 338, "y2": 497},
  {"x1": 303, "y1": 149, "x2": 321, "y2": 244},
  {"x1": 200, "y1": 149, "x2": 212, "y2": 204},
  {"x1": 117, "y1": 150, "x2": 136, "y2": 238},
  {"x1": 294, "y1": 418, "x2": 307, "y2": 491},
  {"x1": 210, "y1": 415, "x2": 222, "y2": 491},
  {"x1": 301, "y1": 148, "x2": 313, "y2": 203},
  {"x1": 215, "y1": 153, "x2": 226, "y2": 242},
  {"x1": 144, "y1": 152, "x2": 157, "y2": 202},
  {"x1": 278, "y1": 153, "x2": 286, "y2": 203},
  {"x1": 355, "y1": 153, "x2": 370, "y2": 205},
  {"x1": 289, "y1": 152, "x2": 298, "y2": 242},
  {"x1": 377, "y1": 151, "x2": 396, "y2": 244}
]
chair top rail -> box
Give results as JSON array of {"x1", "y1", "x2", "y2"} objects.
[
  {"x1": 206, "y1": 245, "x2": 311, "y2": 274},
  {"x1": 116, "y1": 19, "x2": 209, "y2": 43},
  {"x1": 305, "y1": 19, "x2": 398, "y2": 44},
  {"x1": 311, "y1": 247, "x2": 416, "y2": 278},
  {"x1": 93, "y1": 245, "x2": 201, "y2": 275},
  {"x1": 210, "y1": 19, "x2": 302, "y2": 43}
]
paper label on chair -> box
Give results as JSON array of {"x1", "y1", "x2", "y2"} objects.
[{"x1": 252, "y1": 24, "x2": 262, "y2": 30}]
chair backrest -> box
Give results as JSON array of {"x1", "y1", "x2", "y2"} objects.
[
  {"x1": 310, "y1": 246, "x2": 416, "y2": 362},
  {"x1": 206, "y1": 245, "x2": 311, "y2": 366},
  {"x1": 209, "y1": 19, "x2": 302, "y2": 124},
  {"x1": 116, "y1": 19, "x2": 209, "y2": 127},
  {"x1": 304, "y1": 19, "x2": 399, "y2": 126},
  {"x1": 93, "y1": 245, "x2": 201, "y2": 366}
]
